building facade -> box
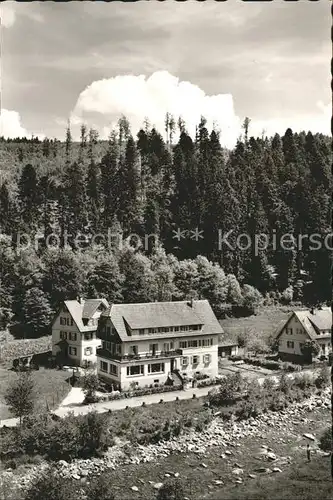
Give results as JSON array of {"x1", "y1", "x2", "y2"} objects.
[
  {"x1": 275, "y1": 307, "x2": 332, "y2": 362},
  {"x1": 96, "y1": 300, "x2": 223, "y2": 391},
  {"x1": 52, "y1": 298, "x2": 109, "y2": 367}
]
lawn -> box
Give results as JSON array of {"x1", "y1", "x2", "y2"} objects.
[
  {"x1": 0, "y1": 367, "x2": 71, "y2": 420},
  {"x1": 219, "y1": 305, "x2": 303, "y2": 345}
]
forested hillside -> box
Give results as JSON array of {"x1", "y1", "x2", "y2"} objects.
[{"x1": 0, "y1": 116, "x2": 331, "y2": 336}]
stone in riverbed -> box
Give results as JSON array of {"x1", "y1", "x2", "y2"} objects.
[{"x1": 303, "y1": 433, "x2": 315, "y2": 441}]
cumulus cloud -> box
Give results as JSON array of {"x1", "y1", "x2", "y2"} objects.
[
  {"x1": 72, "y1": 71, "x2": 243, "y2": 148},
  {"x1": 0, "y1": 109, "x2": 44, "y2": 139},
  {"x1": 1, "y1": 3, "x2": 16, "y2": 28}
]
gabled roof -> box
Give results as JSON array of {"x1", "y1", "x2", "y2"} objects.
[
  {"x1": 63, "y1": 298, "x2": 109, "y2": 333},
  {"x1": 276, "y1": 307, "x2": 332, "y2": 342},
  {"x1": 82, "y1": 298, "x2": 109, "y2": 319},
  {"x1": 218, "y1": 331, "x2": 239, "y2": 347},
  {"x1": 101, "y1": 300, "x2": 223, "y2": 342},
  {"x1": 307, "y1": 307, "x2": 332, "y2": 332}
]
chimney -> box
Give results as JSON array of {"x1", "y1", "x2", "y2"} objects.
[
  {"x1": 77, "y1": 296, "x2": 85, "y2": 306},
  {"x1": 188, "y1": 297, "x2": 194, "y2": 308},
  {"x1": 310, "y1": 307, "x2": 315, "y2": 315}
]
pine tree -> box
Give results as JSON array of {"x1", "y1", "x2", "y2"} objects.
[
  {"x1": 18, "y1": 164, "x2": 39, "y2": 227},
  {"x1": 119, "y1": 248, "x2": 156, "y2": 303},
  {"x1": 22, "y1": 287, "x2": 53, "y2": 337},
  {"x1": 43, "y1": 249, "x2": 83, "y2": 309},
  {"x1": 87, "y1": 255, "x2": 124, "y2": 303}
]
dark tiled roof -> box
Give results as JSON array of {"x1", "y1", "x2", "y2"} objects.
[
  {"x1": 102, "y1": 300, "x2": 223, "y2": 342},
  {"x1": 64, "y1": 298, "x2": 109, "y2": 332}
]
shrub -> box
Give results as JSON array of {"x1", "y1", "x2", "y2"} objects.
[
  {"x1": 262, "y1": 377, "x2": 276, "y2": 393},
  {"x1": 278, "y1": 373, "x2": 295, "y2": 396},
  {"x1": 156, "y1": 479, "x2": 186, "y2": 500},
  {"x1": 76, "y1": 411, "x2": 111, "y2": 458},
  {"x1": 319, "y1": 427, "x2": 332, "y2": 452},
  {"x1": 268, "y1": 391, "x2": 288, "y2": 411},
  {"x1": 209, "y1": 372, "x2": 245, "y2": 406},
  {"x1": 1, "y1": 411, "x2": 112, "y2": 462},
  {"x1": 24, "y1": 468, "x2": 81, "y2": 500},
  {"x1": 294, "y1": 372, "x2": 314, "y2": 395},
  {"x1": 85, "y1": 472, "x2": 116, "y2": 500},
  {"x1": 314, "y1": 365, "x2": 330, "y2": 389}
]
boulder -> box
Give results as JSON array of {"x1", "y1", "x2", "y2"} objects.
[
  {"x1": 153, "y1": 483, "x2": 164, "y2": 490},
  {"x1": 232, "y1": 468, "x2": 244, "y2": 475},
  {"x1": 303, "y1": 433, "x2": 315, "y2": 441},
  {"x1": 131, "y1": 486, "x2": 139, "y2": 492}
]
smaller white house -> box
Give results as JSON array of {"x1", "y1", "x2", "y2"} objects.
[
  {"x1": 275, "y1": 307, "x2": 332, "y2": 362},
  {"x1": 51, "y1": 298, "x2": 109, "y2": 367}
]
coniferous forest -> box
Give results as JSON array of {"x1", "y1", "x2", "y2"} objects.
[{"x1": 0, "y1": 116, "x2": 331, "y2": 336}]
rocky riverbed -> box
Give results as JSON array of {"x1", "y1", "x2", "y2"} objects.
[{"x1": 1, "y1": 387, "x2": 330, "y2": 494}]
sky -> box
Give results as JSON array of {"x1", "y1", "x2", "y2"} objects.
[{"x1": 0, "y1": 1, "x2": 330, "y2": 147}]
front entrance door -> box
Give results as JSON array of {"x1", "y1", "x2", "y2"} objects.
[{"x1": 171, "y1": 359, "x2": 175, "y2": 371}]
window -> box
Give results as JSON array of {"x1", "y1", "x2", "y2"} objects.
[
  {"x1": 148, "y1": 328, "x2": 158, "y2": 334},
  {"x1": 100, "y1": 361, "x2": 108, "y2": 372},
  {"x1": 149, "y1": 343, "x2": 158, "y2": 355},
  {"x1": 320, "y1": 344, "x2": 326, "y2": 351},
  {"x1": 287, "y1": 341, "x2": 294, "y2": 348},
  {"x1": 126, "y1": 365, "x2": 144, "y2": 376},
  {"x1": 109, "y1": 364, "x2": 117, "y2": 375},
  {"x1": 202, "y1": 338, "x2": 213, "y2": 347},
  {"x1": 203, "y1": 354, "x2": 211, "y2": 364},
  {"x1": 188, "y1": 340, "x2": 198, "y2": 348},
  {"x1": 60, "y1": 331, "x2": 67, "y2": 340},
  {"x1": 129, "y1": 345, "x2": 138, "y2": 355},
  {"x1": 60, "y1": 317, "x2": 67, "y2": 326},
  {"x1": 179, "y1": 341, "x2": 187, "y2": 349},
  {"x1": 69, "y1": 347, "x2": 77, "y2": 356},
  {"x1": 192, "y1": 355, "x2": 199, "y2": 365},
  {"x1": 154, "y1": 379, "x2": 159, "y2": 384},
  {"x1": 299, "y1": 342, "x2": 304, "y2": 351},
  {"x1": 286, "y1": 328, "x2": 293, "y2": 335},
  {"x1": 70, "y1": 318, "x2": 74, "y2": 326},
  {"x1": 181, "y1": 356, "x2": 189, "y2": 366},
  {"x1": 84, "y1": 347, "x2": 92, "y2": 356},
  {"x1": 190, "y1": 325, "x2": 200, "y2": 331},
  {"x1": 163, "y1": 342, "x2": 174, "y2": 352},
  {"x1": 66, "y1": 318, "x2": 71, "y2": 326},
  {"x1": 69, "y1": 332, "x2": 77, "y2": 341},
  {"x1": 148, "y1": 363, "x2": 165, "y2": 373},
  {"x1": 85, "y1": 333, "x2": 93, "y2": 341},
  {"x1": 139, "y1": 329, "x2": 145, "y2": 335},
  {"x1": 182, "y1": 326, "x2": 189, "y2": 331},
  {"x1": 175, "y1": 326, "x2": 180, "y2": 332},
  {"x1": 116, "y1": 344, "x2": 121, "y2": 354}
]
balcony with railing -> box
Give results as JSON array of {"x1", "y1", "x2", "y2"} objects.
[{"x1": 96, "y1": 348, "x2": 183, "y2": 363}]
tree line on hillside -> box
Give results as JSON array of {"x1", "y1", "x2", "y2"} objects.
[
  {"x1": 0, "y1": 238, "x2": 264, "y2": 337},
  {"x1": 0, "y1": 116, "x2": 331, "y2": 331}
]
